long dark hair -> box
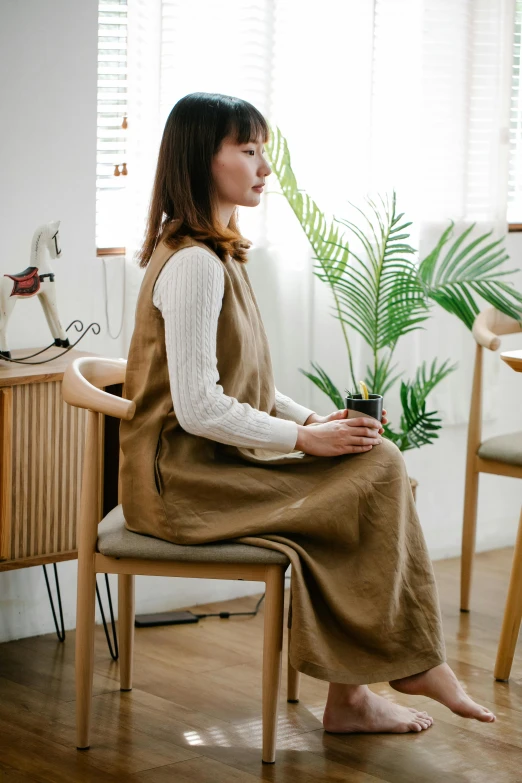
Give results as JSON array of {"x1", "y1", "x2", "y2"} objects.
[{"x1": 138, "y1": 92, "x2": 269, "y2": 267}]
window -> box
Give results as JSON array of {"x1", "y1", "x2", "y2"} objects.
[
  {"x1": 105, "y1": 1, "x2": 518, "y2": 246},
  {"x1": 96, "y1": 0, "x2": 128, "y2": 253},
  {"x1": 508, "y1": 0, "x2": 522, "y2": 228}
]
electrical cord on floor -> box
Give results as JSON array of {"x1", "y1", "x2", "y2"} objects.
[
  {"x1": 134, "y1": 575, "x2": 292, "y2": 627},
  {"x1": 192, "y1": 574, "x2": 292, "y2": 620}
]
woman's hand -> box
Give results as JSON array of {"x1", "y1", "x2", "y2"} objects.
[
  {"x1": 305, "y1": 408, "x2": 388, "y2": 434},
  {"x1": 296, "y1": 413, "x2": 384, "y2": 457}
]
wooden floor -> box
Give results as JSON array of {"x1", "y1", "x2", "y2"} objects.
[{"x1": 1, "y1": 549, "x2": 522, "y2": 782}]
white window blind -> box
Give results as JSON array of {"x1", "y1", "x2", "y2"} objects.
[
  {"x1": 127, "y1": 0, "x2": 512, "y2": 248},
  {"x1": 160, "y1": 0, "x2": 274, "y2": 246},
  {"x1": 371, "y1": 0, "x2": 512, "y2": 227},
  {"x1": 508, "y1": 0, "x2": 522, "y2": 224},
  {"x1": 159, "y1": 0, "x2": 373, "y2": 242},
  {"x1": 97, "y1": 0, "x2": 128, "y2": 250}
]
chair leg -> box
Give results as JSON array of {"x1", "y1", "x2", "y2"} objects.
[
  {"x1": 494, "y1": 508, "x2": 522, "y2": 682},
  {"x1": 262, "y1": 566, "x2": 284, "y2": 764},
  {"x1": 118, "y1": 574, "x2": 135, "y2": 691},
  {"x1": 461, "y1": 466, "x2": 480, "y2": 611},
  {"x1": 76, "y1": 558, "x2": 97, "y2": 750},
  {"x1": 286, "y1": 587, "x2": 300, "y2": 702},
  {"x1": 287, "y1": 627, "x2": 301, "y2": 703}
]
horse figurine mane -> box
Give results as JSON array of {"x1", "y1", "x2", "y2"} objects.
[{"x1": 0, "y1": 221, "x2": 69, "y2": 359}]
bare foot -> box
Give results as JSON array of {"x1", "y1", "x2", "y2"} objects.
[
  {"x1": 322, "y1": 685, "x2": 433, "y2": 734},
  {"x1": 390, "y1": 663, "x2": 495, "y2": 723}
]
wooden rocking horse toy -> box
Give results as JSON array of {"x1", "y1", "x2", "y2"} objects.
[{"x1": 0, "y1": 221, "x2": 70, "y2": 359}]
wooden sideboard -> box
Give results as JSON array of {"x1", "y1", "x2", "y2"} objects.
[{"x1": 0, "y1": 347, "x2": 109, "y2": 572}]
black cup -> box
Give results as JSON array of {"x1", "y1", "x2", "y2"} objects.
[{"x1": 345, "y1": 393, "x2": 383, "y2": 422}]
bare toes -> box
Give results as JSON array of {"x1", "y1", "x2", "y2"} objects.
[
  {"x1": 412, "y1": 709, "x2": 432, "y2": 721},
  {"x1": 456, "y1": 698, "x2": 496, "y2": 722},
  {"x1": 477, "y1": 707, "x2": 496, "y2": 723}
]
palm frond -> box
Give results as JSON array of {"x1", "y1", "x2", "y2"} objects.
[
  {"x1": 332, "y1": 192, "x2": 430, "y2": 352},
  {"x1": 267, "y1": 127, "x2": 478, "y2": 452},
  {"x1": 398, "y1": 382, "x2": 442, "y2": 450},
  {"x1": 363, "y1": 355, "x2": 401, "y2": 398},
  {"x1": 411, "y1": 358, "x2": 457, "y2": 405},
  {"x1": 384, "y1": 359, "x2": 456, "y2": 451},
  {"x1": 267, "y1": 125, "x2": 358, "y2": 388},
  {"x1": 266, "y1": 127, "x2": 349, "y2": 275},
  {"x1": 298, "y1": 362, "x2": 344, "y2": 409},
  {"x1": 419, "y1": 223, "x2": 522, "y2": 330}
]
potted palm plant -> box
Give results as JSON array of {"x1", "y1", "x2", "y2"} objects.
[{"x1": 266, "y1": 127, "x2": 522, "y2": 457}]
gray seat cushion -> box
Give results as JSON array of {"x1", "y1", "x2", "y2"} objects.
[
  {"x1": 478, "y1": 431, "x2": 522, "y2": 467},
  {"x1": 97, "y1": 505, "x2": 290, "y2": 565}
]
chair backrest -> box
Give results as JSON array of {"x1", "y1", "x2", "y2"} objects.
[
  {"x1": 62, "y1": 356, "x2": 135, "y2": 420},
  {"x1": 62, "y1": 357, "x2": 134, "y2": 551},
  {"x1": 472, "y1": 306, "x2": 522, "y2": 352},
  {"x1": 467, "y1": 307, "x2": 522, "y2": 453}
]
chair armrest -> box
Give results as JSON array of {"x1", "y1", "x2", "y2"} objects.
[
  {"x1": 62, "y1": 357, "x2": 135, "y2": 420},
  {"x1": 472, "y1": 306, "x2": 522, "y2": 351}
]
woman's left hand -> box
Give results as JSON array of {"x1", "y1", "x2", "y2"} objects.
[{"x1": 305, "y1": 409, "x2": 388, "y2": 434}]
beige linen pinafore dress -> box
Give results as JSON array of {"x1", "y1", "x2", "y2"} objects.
[{"x1": 120, "y1": 237, "x2": 446, "y2": 684}]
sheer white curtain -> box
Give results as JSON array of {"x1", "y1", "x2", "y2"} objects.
[
  {"x1": 123, "y1": 0, "x2": 515, "y2": 420},
  {"x1": 370, "y1": 0, "x2": 515, "y2": 425}
]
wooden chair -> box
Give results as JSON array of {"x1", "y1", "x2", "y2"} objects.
[
  {"x1": 461, "y1": 307, "x2": 522, "y2": 657},
  {"x1": 62, "y1": 356, "x2": 301, "y2": 764}
]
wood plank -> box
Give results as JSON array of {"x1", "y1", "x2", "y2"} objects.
[
  {"x1": 0, "y1": 760, "x2": 40, "y2": 782},
  {"x1": 0, "y1": 549, "x2": 522, "y2": 780},
  {"x1": 0, "y1": 643, "x2": 117, "y2": 703},
  {"x1": 5, "y1": 379, "x2": 87, "y2": 561},
  {"x1": 501, "y1": 349, "x2": 522, "y2": 372},
  {"x1": 94, "y1": 553, "x2": 275, "y2": 581},
  {"x1": 133, "y1": 753, "x2": 385, "y2": 782},
  {"x1": 12, "y1": 382, "x2": 21, "y2": 559},
  {"x1": 0, "y1": 717, "x2": 123, "y2": 783},
  {"x1": 475, "y1": 457, "x2": 522, "y2": 479},
  {"x1": 0, "y1": 550, "x2": 77, "y2": 571},
  {"x1": 0, "y1": 678, "x2": 199, "y2": 776},
  {"x1": 0, "y1": 347, "x2": 102, "y2": 387},
  {"x1": 0, "y1": 387, "x2": 13, "y2": 559},
  {"x1": 314, "y1": 720, "x2": 522, "y2": 783},
  {"x1": 133, "y1": 756, "x2": 266, "y2": 783}
]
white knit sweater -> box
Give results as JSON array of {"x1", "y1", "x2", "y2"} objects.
[{"x1": 152, "y1": 246, "x2": 315, "y2": 453}]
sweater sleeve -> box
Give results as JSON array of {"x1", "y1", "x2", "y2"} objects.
[
  {"x1": 274, "y1": 388, "x2": 316, "y2": 425},
  {"x1": 152, "y1": 248, "x2": 299, "y2": 452}
]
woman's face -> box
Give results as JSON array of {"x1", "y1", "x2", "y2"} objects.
[{"x1": 211, "y1": 134, "x2": 272, "y2": 210}]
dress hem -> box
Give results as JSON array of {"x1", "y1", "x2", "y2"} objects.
[{"x1": 290, "y1": 649, "x2": 446, "y2": 685}]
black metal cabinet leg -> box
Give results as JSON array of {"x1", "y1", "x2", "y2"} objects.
[
  {"x1": 43, "y1": 564, "x2": 119, "y2": 659},
  {"x1": 96, "y1": 573, "x2": 119, "y2": 661},
  {"x1": 43, "y1": 563, "x2": 65, "y2": 642}
]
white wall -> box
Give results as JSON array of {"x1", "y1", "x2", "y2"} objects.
[
  {"x1": 0, "y1": 1, "x2": 520, "y2": 644},
  {"x1": 0, "y1": 0, "x2": 261, "y2": 644}
]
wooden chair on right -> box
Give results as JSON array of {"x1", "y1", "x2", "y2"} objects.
[{"x1": 461, "y1": 306, "x2": 522, "y2": 678}]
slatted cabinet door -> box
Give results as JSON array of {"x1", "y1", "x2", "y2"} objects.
[
  {"x1": 0, "y1": 387, "x2": 13, "y2": 560},
  {"x1": 0, "y1": 348, "x2": 97, "y2": 569},
  {"x1": 8, "y1": 381, "x2": 87, "y2": 561}
]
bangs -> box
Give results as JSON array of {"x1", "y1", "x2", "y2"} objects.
[{"x1": 228, "y1": 99, "x2": 269, "y2": 144}]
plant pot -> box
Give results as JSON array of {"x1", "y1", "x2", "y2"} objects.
[{"x1": 345, "y1": 393, "x2": 384, "y2": 422}]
